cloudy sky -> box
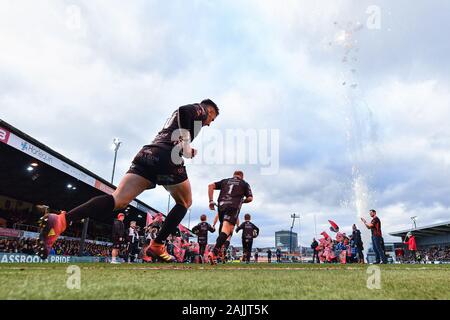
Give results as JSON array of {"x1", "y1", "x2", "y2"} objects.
[{"x1": 1, "y1": 0, "x2": 449, "y2": 248}]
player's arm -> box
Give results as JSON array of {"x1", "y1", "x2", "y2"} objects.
[
  {"x1": 243, "y1": 183, "x2": 253, "y2": 203},
  {"x1": 208, "y1": 180, "x2": 223, "y2": 210},
  {"x1": 360, "y1": 217, "x2": 373, "y2": 229},
  {"x1": 251, "y1": 223, "x2": 260, "y2": 238},
  {"x1": 236, "y1": 223, "x2": 244, "y2": 233},
  {"x1": 208, "y1": 183, "x2": 216, "y2": 210},
  {"x1": 208, "y1": 223, "x2": 215, "y2": 233},
  {"x1": 176, "y1": 105, "x2": 199, "y2": 159}
]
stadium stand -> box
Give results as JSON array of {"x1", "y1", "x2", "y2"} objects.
[
  {"x1": 0, "y1": 119, "x2": 194, "y2": 262},
  {"x1": 390, "y1": 221, "x2": 450, "y2": 263}
]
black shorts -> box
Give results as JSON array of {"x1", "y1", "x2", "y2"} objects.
[
  {"x1": 127, "y1": 145, "x2": 188, "y2": 188},
  {"x1": 112, "y1": 238, "x2": 122, "y2": 249},
  {"x1": 242, "y1": 238, "x2": 253, "y2": 252},
  {"x1": 219, "y1": 207, "x2": 240, "y2": 226}
]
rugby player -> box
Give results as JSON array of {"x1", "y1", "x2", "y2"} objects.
[
  {"x1": 37, "y1": 100, "x2": 219, "y2": 262},
  {"x1": 207, "y1": 171, "x2": 253, "y2": 264},
  {"x1": 191, "y1": 214, "x2": 215, "y2": 259},
  {"x1": 236, "y1": 214, "x2": 259, "y2": 263},
  {"x1": 212, "y1": 212, "x2": 239, "y2": 262}
]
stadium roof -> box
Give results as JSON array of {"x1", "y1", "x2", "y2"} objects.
[{"x1": 389, "y1": 221, "x2": 450, "y2": 238}]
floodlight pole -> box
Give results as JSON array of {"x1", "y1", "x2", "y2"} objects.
[
  {"x1": 111, "y1": 138, "x2": 122, "y2": 185},
  {"x1": 188, "y1": 208, "x2": 191, "y2": 230},
  {"x1": 411, "y1": 216, "x2": 417, "y2": 230},
  {"x1": 290, "y1": 214, "x2": 300, "y2": 254},
  {"x1": 167, "y1": 194, "x2": 171, "y2": 214},
  {"x1": 79, "y1": 218, "x2": 89, "y2": 256}
]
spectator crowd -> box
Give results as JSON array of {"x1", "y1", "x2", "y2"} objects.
[{"x1": 0, "y1": 237, "x2": 112, "y2": 257}]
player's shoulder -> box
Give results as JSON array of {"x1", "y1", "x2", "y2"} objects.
[{"x1": 180, "y1": 103, "x2": 205, "y2": 115}]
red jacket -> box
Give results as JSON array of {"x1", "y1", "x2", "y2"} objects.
[{"x1": 404, "y1": 236, "x2": 417, "y2": 251}]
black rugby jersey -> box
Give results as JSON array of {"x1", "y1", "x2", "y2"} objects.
[
  {"x1": 214, "y1": 177, "x2": 252, "y2": 210},
  {"x1": 152, "y1": 103, "x2": 208, "y2": 147},
  {"x1": 192, "y1": 222, "x2": 215, "y2": 244},
  {"x1": 236, "y1": 221, "x2": 259, "y2": 240}
]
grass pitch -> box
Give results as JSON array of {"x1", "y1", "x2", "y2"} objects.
[{"x1": 0, "y1": 263, "x2": 449, "y2": 300}]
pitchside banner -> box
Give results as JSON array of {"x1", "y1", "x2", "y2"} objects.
[{"x1": 0, "y1": 253, "x2": 107, "y2": 263}]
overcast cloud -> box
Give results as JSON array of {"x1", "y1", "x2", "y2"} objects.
[{"x1": 1, "y1": 0, "x2": 449, "y2": 247}]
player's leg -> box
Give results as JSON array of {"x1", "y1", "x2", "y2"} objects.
[
  {"x1": 146, "y1": 179, "x2": 192, "y2": 262},
  {"x1": 37, "y1": 173, "x2": 152, "y2": 259},
  {"x1": 158, "y1": 179, "x2": 192, "y2": 242},
  {"x1": 242, "y1": 239, "x2": 249, "y2": 263},
  {"x1": 199, "y1": 243, "x2": 206, "y2": 263},
  {"x1": 223, "y1": 234, "x2": 232, "y2": 261},
  {"x1": 111, "y1": 248, "x2": 120, "y2": 264},
  {"x1": 247, "y1": 240, "x2": 253, "y2": 263},
  {"x1": 218, "y1": 209, "x2": 224, "y2": 234},
  {"x1": 209, "y1": 220, "x2": 235, "y2": 264}
]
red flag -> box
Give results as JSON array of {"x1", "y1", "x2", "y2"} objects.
[
  {"x1": 153, "y1": 213, "x2": 164, "y2": 224},
  {"x1": 146, "y1": 212, "x2": 154, "y2": 227},
  {"x1": 320, "y1": 231, "x2": 330, "y2": 239},
  {"x1": 328, "y1": 220, "x2": 340, "y2": 233},
  {"x1": 178, "y1": 224, "x2": 190, "y2": 236}
]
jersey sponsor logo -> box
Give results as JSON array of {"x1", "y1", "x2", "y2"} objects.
[{"x1": 0, "y1": 127, "x2": 10, "y2": 144}]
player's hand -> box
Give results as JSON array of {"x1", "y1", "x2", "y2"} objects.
[
  {"x1": 209, "y1": 201, "x2": 216, "y2": 210},
  {"x1": 181, "y1": 147, "x2": 197, "y2": 159}
]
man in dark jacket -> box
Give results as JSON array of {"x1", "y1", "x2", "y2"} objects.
[
  {"x1": 111, "y1": 213, "x2": 125, "y2": 264},
  {"x1": 311, "y1": 238, "x2": 319, "y2": 263},
  {"x1": 352, "y1": 224, "x2": 364, "y2": 263},
  {"x1": 276, "y1": 248, "x2": 282, "y2": 263},
  {"x1": 267, "y1": 249, "x2": 272, "y2": 263}
]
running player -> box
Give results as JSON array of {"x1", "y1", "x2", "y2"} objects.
[
  {"x1": 236, "y1": 214, "x2": 259, "y2": 263},
  {"x1": 191, "y1": 214, "x2": 215, "y2": 260},
  {"x1": 207, "y1": 170, "x2": 253, "y2": 264},
  {"x1": 212, "y1": 212, "x2": 239, "y2": 262},
  {"x1": 37, "y1": 100, "x2": 220, "y2": 262}
]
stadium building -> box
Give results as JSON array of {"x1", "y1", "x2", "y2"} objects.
[
  {"x1": 275, "y1": 230, "x2": 298, "y2": 252},
  {"x1": 0, "y1": 119, "x2": 193, "y2": 262},
  {"x1": 389, "y1": 221, "x2": 450, "y2": 248},
  {"x1": 389, "y1": 222, "x2": 450, "y2": 263}
]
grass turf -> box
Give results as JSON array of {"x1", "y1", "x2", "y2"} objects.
[{"x1": 0, "y1": 263, "x2": 449, "y2": 300}]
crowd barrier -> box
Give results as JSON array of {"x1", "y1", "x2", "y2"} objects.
[{"x1": 0, "y1": 253, "x2": 107, "y2": 263}]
